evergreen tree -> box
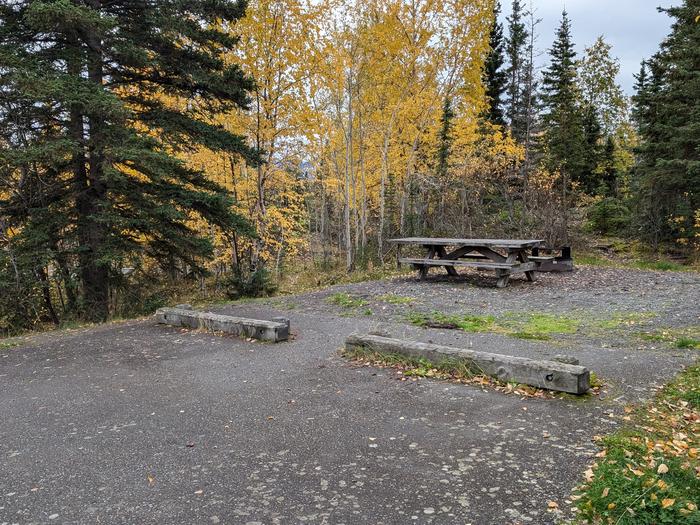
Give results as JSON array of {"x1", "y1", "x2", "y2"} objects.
[
  {"x1": 632, "y1": 0, "x2": 700, "y2": 247},
  {"x1": 597, "y1": 135, "x2": 619, "y2": 195},
  {"x1": 483, "y1": 1, "x2": 507, "y2": 127},
  {"x1": 505, "y1": 0, "x2": 528, "y2": 139},
  {"x1": 540, "y1": 11, "x2": 587, "y2": 187},
  {"x1": 581, "y1": 102, "x2": 603, "y2": 194},
  {"x1": 0, "y1": 0, "x2": 257, "y2": 321},
  {"x1": 436, "y1": 97, "x2": 455, "y2": 180},
  {"x1": 518, "y1": 6, "x2": 541, "y2": 173}
]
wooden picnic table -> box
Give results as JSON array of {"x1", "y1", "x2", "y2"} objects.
[{"x1": 389, "y1": 237, "x2": 546, "y2": 288}]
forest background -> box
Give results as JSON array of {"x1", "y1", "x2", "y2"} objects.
[{"x1": 1, "y1": 0, "x2": 698, "y2": 334}]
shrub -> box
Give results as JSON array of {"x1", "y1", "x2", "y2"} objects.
[
  {"x1": 223, "y1": 267, "x2": 277, "y2": 300},
  {"x1": 586, "y1": 198, "x2": 631, "y2": 235}
]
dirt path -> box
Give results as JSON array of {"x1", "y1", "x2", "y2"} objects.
[{"x1": 1, "y1": 267, "x2": 698, "y2": 524}]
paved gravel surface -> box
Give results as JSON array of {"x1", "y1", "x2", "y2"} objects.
[{"x1": 1, "y1": 267, "x2": 698, "y2": 524}]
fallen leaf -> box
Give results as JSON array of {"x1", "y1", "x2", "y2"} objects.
[
  {"x1": 147, "y1": 474, "x2": 156, "y2": 487},
  {"x1": 657, "y1": 463, "x2": 669, "y2": 474},
  {"x1": 661, "y1": 498, "x2": 675, "y2": 509},
  {"x1": 601, "y1": 487, "x2": 609, "y2": 498},
  {"x1": 547, "y1": 501, "x2": 559, "y2": 509}
]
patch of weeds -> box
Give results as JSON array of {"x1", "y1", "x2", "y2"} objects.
[
  {"x1": 589, "y1": 372, "x2": 603, "y2": 389},
  {"x1": 637, "y1": 327, "x2": 700, "y2": 350},
  {"x1": 639, "y1": 332, "x2": 667, "y2": 342},
  {"x1": 573, "y1": 363, "x2": 700, "y2": 524},
  {"x1": 408, "y1": 311, "x2": 497, "y2": 332},
  {"x1": 410, "y1": 310, "x2": 579, "y2": 341},
  {"x1": 327, "y1": 292, "x2": 367, "y2": 309},
  {"x1": 633, "y1": 260, "x2": 688, "y2": 272},
  {"x1": 0, "y1": 340, "x2": 18, "y2": 349},
  {"x1": 377, "y1": 294, "x2": 415, "y2": 305},
  {"x1": 675, "y1": 337, "x2": 700, "y2": 350},
  {"x1": 362, "y1": 308, "x2": 373, "y2": 316}
]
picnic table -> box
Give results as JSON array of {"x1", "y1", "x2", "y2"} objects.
[{"x1": 390, "y1": 237, "x2": 548, "y2": 288}]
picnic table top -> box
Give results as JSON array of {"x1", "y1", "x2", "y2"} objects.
[{"x1": 389, "y1": 237, "x2": 543, "y2": 249}]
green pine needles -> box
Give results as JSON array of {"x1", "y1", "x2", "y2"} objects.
[{"x1": 0, "y1": 0, "x2": 258, "y2": 323}]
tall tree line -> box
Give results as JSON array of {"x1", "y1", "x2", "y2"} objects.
[
  {"x1": 0, "y1": 0, "x2": 257, "y2": 326},
  {"x1": 0, "y1": 0, "x2": 697, "y2": 334}
]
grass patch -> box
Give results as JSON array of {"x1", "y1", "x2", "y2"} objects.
[
  {"x1": 408, "y1": 311, "x2": 497, "y2": 332},
  {"x1": 573, "y1": 363, "x2": 700, "y2": 524},
  {"x1": 327, "y1": 292, "x2": 368, "y2": 309},
  {"x1": 676, "y1": 337, "x2": 700, "y2": 350},
  {"x1": 638, "y1": 327, "x2": 700, "y2": 350},
  {"x1": 409, "y1": 311, "x2": 580, "y2": 340},
  {"x1": 513, "y1": 313, "x2": 580, "y2": 337},
  {"x1": 633, "y1": 260, "x2": 688, "y2": 272},
  {"x1": 377, "y1": 294, "x2": 415, "y2": 305},
  {"x1": 0, "y1": 340, "x2": 18, "y2": 349}
]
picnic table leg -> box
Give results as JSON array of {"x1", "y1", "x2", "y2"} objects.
[
  {"x1": 436, "y1": 246, "x2": 458, "y2": 276},
  {"x1": 417, "y1": 245, "x2": 436, "y2": 280},
  {"x1": 495, "y1": 249, "x2": 520, "y2": 288},
  {"x1": 396, "y1": 244, "x2": 402, "y2": 269},
  {"x1": 518, "y1": 250, "x2": 536, "y2": 282},
  {"x1": 495, "y1": 270, "x2": 510, "y2": 288}
]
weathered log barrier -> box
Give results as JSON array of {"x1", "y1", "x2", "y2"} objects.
[
  {"x1": 344, "y1": 334, "x2": 590, "y2": 394},
  {"x1": 155, "y1": 307, "x2": 289, "y2": 342}
]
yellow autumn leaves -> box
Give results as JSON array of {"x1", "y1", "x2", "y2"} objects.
[{"x1": 182, "y1": 0, "x2": 512, "y2": 272}]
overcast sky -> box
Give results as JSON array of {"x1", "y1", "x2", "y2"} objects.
[{"x1": 499, "y1": 0, "x2": 678, "y2": 93}]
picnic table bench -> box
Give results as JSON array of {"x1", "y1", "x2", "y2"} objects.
[{"x1": 390, "y1": 237, "x2": 550, "y2": 288}]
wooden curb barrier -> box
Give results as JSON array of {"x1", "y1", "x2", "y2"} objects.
[
  {"x1": 345, "y1": 334, "x2": 590, "y2": 394},
  {"x1": 155, "y1": 307, "x2": 289, "y2": 342}
]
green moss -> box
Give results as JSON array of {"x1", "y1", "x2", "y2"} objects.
[
  {"x1": 327, "y1": 292, "x2": 367, "y2": 308},
  {"x1": 516, "y1": 313, "x2": 580, "y2": 335},
  {"x1": 377, "y1": 294, "x2": 415, "y2": 305},
  {"x1": 409, "y1": 311, "x2": 579, "y2": 340},
  {"x1": 408, "y1": 311, "x2": 497, "y2": 332}
]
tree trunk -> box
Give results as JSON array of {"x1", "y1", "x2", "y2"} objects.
[
  {"x1": 344, "y1": 71, "x2": 354, "y2": 272},
  {"x1": 70, "y1": 12, "x2": 109, "y2": 321}
]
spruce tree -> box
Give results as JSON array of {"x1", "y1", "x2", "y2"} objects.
[
  {"x1": 0, "y1": 1, "x2": 257, "y2": 321},
  {"x1": 483, "y1": 1, "x2": 507, "y2": 127},
  {"x1": 540, "y1": 11, "x2": 587, "y2": 187},
  {"x1": 436, "y1": 97, "x2": 455, "y2": 180},
  {"x1": 581, "y1": 102, "x2": 603, "y2": 194},
  {"x1": 633, "y1": 0, "x2": 700, "y2": 247},
  {"x1": 505, "y1": 0, "x2": 527, "y2": 139}
]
